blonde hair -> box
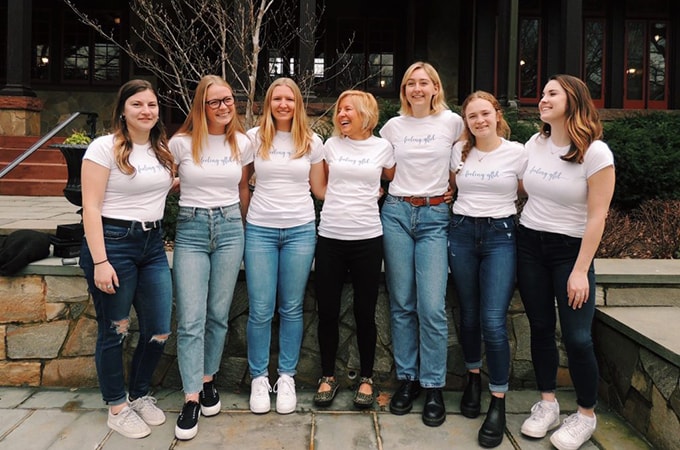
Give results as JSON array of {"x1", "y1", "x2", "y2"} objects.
[
  {"x1": 332, "y1": 90, "x2": 379, "y2": 136},
  {"x1": 540, "y1": 74, "x2": 603, "y2": 164},
  {"x1": 257, "y1": 78, "x2": 313, "y2": 159},
  {"x1": 460, "y1": 91, "x2": 511, "y2": 163},
  {"x1": 175, "y1": 75, "x2": 245, "y2": 164},
  {"x1": 110, "y1": 79, "x2": 173, "y2": 176},
  {"x1": 399, "y1": 61, "x2": 449, "y2": 116}
]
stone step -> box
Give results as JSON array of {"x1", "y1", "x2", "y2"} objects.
[{"x1": 0, "y1": 179, "x2": 67, "y2": 196}]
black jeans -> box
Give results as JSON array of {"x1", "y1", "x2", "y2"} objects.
[
  {"x1": 314, "y1": 235, "x2": 383, "y2": 378},
  {"x1": 516, "y1": 225, "x2": 599, "y2": 408}
]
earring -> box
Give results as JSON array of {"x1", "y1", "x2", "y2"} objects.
[{"x1": 120, "y1": 115, "x2": 125, "y2": 122}]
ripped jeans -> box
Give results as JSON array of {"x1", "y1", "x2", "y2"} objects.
[{"x1": 80, "y1": 222, "x2": 173, "y2": 405}]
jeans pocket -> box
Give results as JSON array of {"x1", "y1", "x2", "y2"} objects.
[{"x1": 103, "y1": 227, "x2": 130, "y2": 241}]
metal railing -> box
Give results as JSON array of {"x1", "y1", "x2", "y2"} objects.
[{"x1": 0, "y1": 111, "x2": 97, "y2": 180}]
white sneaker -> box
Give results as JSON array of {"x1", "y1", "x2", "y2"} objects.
[
  {"x1": 107, "y1": 405, "x2": 151, "y2": 439},
  {"x1": 129, "y1": 395, "x2": 166, "y2": 426},
  {"x1": 520, "y1": 399, "x2": 560, "y2": 438},
  {"x1": 550, "y1": 412, "x2": 597, "y2": 450},
  {"x1": 249, "y1": 376, "x2": 272, "y2": 413},
  {"x1": 274, "y1": 374, "x2": 297, "y2": 414}
]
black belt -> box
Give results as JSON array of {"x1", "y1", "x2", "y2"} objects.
[{"x1": 102, "y1": 217, "x2": 162, "y2": 231}]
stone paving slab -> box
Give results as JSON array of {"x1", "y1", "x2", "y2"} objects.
[{"x1": 314, "y1": 412, "x2": 379, "y2": 449}]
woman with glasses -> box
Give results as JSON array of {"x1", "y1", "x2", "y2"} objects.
[
  {"x1": 245, "y1": 78, "x2": 325, "y2": 415},
  {"x1": 169, "y1": 75, "x2": 253, "y2": 440}
]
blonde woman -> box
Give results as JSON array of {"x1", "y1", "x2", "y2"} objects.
[
  {"x1": 245, "y1": 78, "x2": 325, "y2": 415},
  {"x1": 170, "y1": 75, "x2": 253, "y2": 440},
  {"x1": 313, "y1": 90, "x2": 395, "y2": 409},
  {"x1": 380, "y1": 62, "x2": 464, "y2": 427}
]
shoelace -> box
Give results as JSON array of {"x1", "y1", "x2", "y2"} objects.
[
  {"x1": 562, "y1": 414, "x2": 593, "y2": 437},
  {"x1": 254, "y1": 378, "x2": 272, "y2": 395},
  {"x1": 134, "y1": 396, "x2": 158, "y2": 412},
  {"x1": 529, "y1": 401, "x2": 555, "y2": 421},
  {"x1": 273, "y1": 377, "x2": 294, "y2": 395},
  {"x1": 118, "y1": 407, "x2": 144, "y2": 426}
]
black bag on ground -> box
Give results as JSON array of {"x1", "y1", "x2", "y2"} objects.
[{"x1": 0, "y1": 230, "x2": 51, "y2": 276}]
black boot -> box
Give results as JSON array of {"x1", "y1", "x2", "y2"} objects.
[
  {"x1": 460, "y1": 371, "x2": 481, "y2": 418},
  {"x1": 478, "y1": 395, "x2": 506, "y2": 448},
  {"x1": 422, "y1": 388, "x2": 446, "y2": 427},
  {"x1": 389, "y1": 380, "x2": 421, "y2": 415}
]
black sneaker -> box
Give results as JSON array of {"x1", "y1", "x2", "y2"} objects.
[
  {"x1": 175, "y1": 401, "x2": 200, "y2": 440},
  {"x1": 200, "y1": 380, "x2": 221, "y2": 417}
]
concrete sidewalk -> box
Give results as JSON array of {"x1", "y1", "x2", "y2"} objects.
[{"x1": 0, "y1": 385, "x2": 651, "y2": 450}]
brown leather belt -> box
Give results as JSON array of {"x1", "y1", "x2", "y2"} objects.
[{"x1": 394, "y1": 195, "x2": 447, "y2": 207}]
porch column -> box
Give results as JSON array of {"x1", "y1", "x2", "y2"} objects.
[
  {"x1": 561, "y1": 0, "x2": 583, "y2": 76},
  {"x1": 1, "y1": 0, "x2": 35, "y2": 97},
  {"x1": 0, "y1": 0, "x2": 42, "y2": 136}
]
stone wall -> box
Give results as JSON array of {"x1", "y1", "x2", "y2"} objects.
[{"x1": 0, "y1": 262, "x2": 574, "y2": 393}]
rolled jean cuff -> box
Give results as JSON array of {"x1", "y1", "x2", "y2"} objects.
[
  {"x1": 107, "y1": 395, "x2": 128, "y2": 406},
  {"x1": 489, "y1": 383, "x2": 509, "y2": 394},
  {"x1": 465, "y1": 360, "x2": 483, "y2": 370},
  {"x1": 420, "y1": 382, "x2": 445, "y2": 389}
]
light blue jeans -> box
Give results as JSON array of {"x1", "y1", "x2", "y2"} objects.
[
  {"x1": 448, "y1": 214, "x2": 516, "y2": 393},
  {"x1": 244, "y1": 221, "x2": 316, "y2": 378},
  {"x1": 381, "y1": 194, "x2": 450, "y2": 388},
  {"x1": 174, "y1": 205, "x2": 244, "y2": 395}
]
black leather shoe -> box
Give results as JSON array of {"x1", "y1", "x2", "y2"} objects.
[
  {"x1": 478, "y1": 395, "x2": 506, "y2": 448},
  {"x1": 422, "y1": 388, "x2": 446, "y2": 427},
  {"x1": 460, "y1": 371, "x2": 481, "y2": 418},
  {"x1": 389, "y1": 380, "x2": 421, "y2": 415}
]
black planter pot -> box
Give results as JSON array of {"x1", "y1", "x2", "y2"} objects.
[{"x1": 49, "y1": 144, "x2": 88, "y2": 207}]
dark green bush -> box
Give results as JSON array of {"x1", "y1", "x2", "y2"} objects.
[
  {"x1": 603, "y1": 112, "x2": 680, "y2": 210},
  {"x1": 162, "y1": 192, "x2": 180, "y2": 243},
  {"x1": 505, "y1": 108, "x2": 538, "y2": 144}
]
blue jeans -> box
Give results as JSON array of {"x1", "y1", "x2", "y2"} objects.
[
  {"x1": 381, "y1": 194, "x2": 450, "y2": 388},
  {"x1": 174, "y1": 205, "x2": 244, "y2": 395},
  {"x1": 244, "y1": 221, "x2": 316, "y2": 378},
  {"x1": 448, "y1": 214, "x2": 516, "y2": 393},
  {"x1": 80, "y1": 223, "x2": 172, "y2": 405},
  {"x1": 516, "y1": 225, "x2": 598, "y2": 408}
]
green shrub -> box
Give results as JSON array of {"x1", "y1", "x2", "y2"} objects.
[
  {"x1": 63, "y1": 129, "x2": 92, "y2": 145},
  {"x1": 603, "y1": 112, "x2": 680, "y2": 210},
  {"x1": 505, "y1": 108, "x2": 538, "y2": 144},
  {"x1": 162, "y1": 192, "x2": 180, "y2": 243}
]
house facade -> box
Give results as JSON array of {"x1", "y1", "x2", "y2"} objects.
[{"x1": 0, "y1": 0, "x2": 677, "y2": 134}]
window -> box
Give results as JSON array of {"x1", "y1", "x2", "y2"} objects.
[
  {"x1": 59, "y1": 9, "x2": 121, "y2": 85},
  {"x1": 518, "y1": 17, "x2": 541, "y2": 104},
  {"x1": 584, "y1": 19, "x2": 605, "y2": 108},
  {"x1": 335, "y1": 18, "x2": 395, "y2": 93},
  {"x1": 624, "y1": 20, "x2": 668, "y2": 109}
]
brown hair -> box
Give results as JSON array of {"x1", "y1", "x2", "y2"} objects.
[
  {"x1": 110, "y1": 79, "x2": 173, "y2": 175},
  {"x1": 460, "y1": 91, "x2": 511, "y2": 163},
  {"x1": 540, "y1": 74, "x2": 603, "y2": 164}
]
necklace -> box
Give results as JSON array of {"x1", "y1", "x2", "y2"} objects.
[{"x1": 476, "y1": 148, "x2": 492, "y2": 162}]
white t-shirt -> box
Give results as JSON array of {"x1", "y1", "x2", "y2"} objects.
[
  {"x1": 319, "y1": 135, "x2": 396, "y2": 240},
  {"x1": 169, "y1": 133, "x2": 254, "y2": 208},
  {"x1": 379, "y1": 109, "x2": 464, "y2": 196},
  {"x1": 84, "y1": 134, "x2": 172, "y2": 221},
  {"x1": 451, "y1": 138, "x2": 527, "y2": 218},
  {"x1": 246, "y1": 127, "x2": 324, "y2": 228},
  {"x1": 520, "y1": 133, "x2": 615, "y2": 237}
]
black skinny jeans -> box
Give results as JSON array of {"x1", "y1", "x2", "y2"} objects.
[{"x1": 314, "y1": 235, "x2": 383, "y2": 378}]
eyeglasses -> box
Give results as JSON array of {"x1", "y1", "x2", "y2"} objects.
[{"x1": 206, "y1": 97, "x2": 235, "y2": 109}]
